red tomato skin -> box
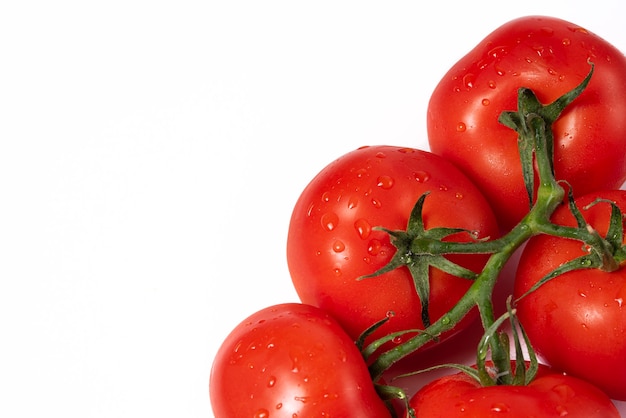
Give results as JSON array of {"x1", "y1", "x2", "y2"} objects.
[
  {"x1": 409, "y1": 363, "x2": 620, "y2": 417},
  {"x1": 427, "y1": 16, "x2": 626, "y2": 230},
  {"x1": 514, "y1": 190, "x2": 626, "y2": 400},
  {"x1": 209, "y1": 303, "x2": 391, "y2": 418},
  {"x1": 287, "y1": 145, "x2": 499, "y2": 349}
]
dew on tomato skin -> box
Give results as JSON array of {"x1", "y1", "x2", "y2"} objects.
[
  {"x1": 333, "y1": 268, "x2": 341, "y2": 277},
  {"x1": 347, "y1": 195, "x2": 359, "y2": 209},
  {"x1": 552, "y1": 383, "x2": 576, "y2": 400},
  {"x1": 354, "y1": 218, "x2": 372, "y2": 239},
  {"x1": 414, "y1": 170, "x2": 430, "y2": 183},
  {"x1": 267, "y1": 375, "x2": 277, "y2": 388},
  {"x1": 562, "y1": 37, "x2": 571, "y2": 46},
  {"x1": 481, "y1": 98, "x2": 490, "y2": 106},
  {"x1": 456, "y1": 122, "x2": 467, "y2": 132},
  {"x1": 332, "y1": 240, "x2": 345, "y2": 253},
  {"x1": 375, "y1": 152, "x2": 387, "y2": 158},
  {"x1": 321, "y1": 191, "x2": 331, "y2": 202},
  {"x1": 463, "y1": 73, "x2": 475, "y2": 89},
  {"x1": 320, "y1": 212, "x2": 339, "y2": 232},
  {"x1": 370, "y1": 198, "x2": 382, "y2": 208},
  {"x1": 376, "y1": 175, "x2": 394, "y2": 189},
  {"x1": 616, "y1": 298, "x2": 623, "y2": 308},
  {"x1": 540, "y1": 26, "x2": 555, "y2": 36},
  {"x1": 367, "y1": 239, "x2": 383, "y2": 256},
  {"x1": 254, "y1": 408, "x2": 270, "y2": 418},
  {"x1": 490, "y1": 403, "x2": 510, "y2": 413},
  {"x1": 398, "y1": 147, "x2": 415, "y2": 154},
  {"x1": 568, "y1": 25, "x2": 589, "y2": 35},
  {"x1": 455, "y1": 192, "x2": 464, "y2": 200},
  {"x1": 556, "y1": 405, "x2": 568, "y2": 416}
]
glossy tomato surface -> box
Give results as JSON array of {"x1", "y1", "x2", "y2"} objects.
[
  {"x1": 409, "y1": 363, "x2": 620, "y2": 417},
  {"x1": 286, "y1": 145, "x2": 499, "y2": 349},
  {"x1": 514, "y1": 190, "x2": 626, "y2": 400},
  {"x1": 209, "y1": 303, "x2": 391, "y2": 417},
  {"x1": 427, "y1": 16, "x2": 626, "y2": 230}
]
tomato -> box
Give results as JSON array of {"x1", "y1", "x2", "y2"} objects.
[
  {"x1": 286, "y1": 145, "x2": 499, "y2": 350},
  {"x1": 209, "y1": 303, "x2": 391, "y2": 417},
  {"x1": 427, "y1": 16, "x2": 626, "y2": 231},
  {"x1": 408, "y1": 362, "x2": 620, "y2": 417},
  {"x1": 514, "y1": 190, "x2": 626, "y2": 400}
]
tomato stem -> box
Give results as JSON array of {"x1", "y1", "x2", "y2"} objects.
[{"x1": 367, "y1": 63, "x2": 623, "y2": 384}]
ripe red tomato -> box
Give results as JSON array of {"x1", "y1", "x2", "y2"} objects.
[
  {"x1": 427, "y1": 16, "x2": 626, "y2": 230},
  {"x1": 209, "y1": 303, "x2": 391, "y2": 417},
  {"x1": 409, "y1": 363, "x2": 620, "y2": 417},
  {"x1": 286, "y1": 145, "x2": 499, "y2": 350},
  {"x1": 514, "y1": 190, "x2": 626, "y2": 400}
]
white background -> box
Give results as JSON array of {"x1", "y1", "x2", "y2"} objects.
[{"x1": 1, "y1": 1, "x2": 625, "y2": 416}]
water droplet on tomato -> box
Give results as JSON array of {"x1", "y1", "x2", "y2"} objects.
[
  {"x1": 294, "y1": 396, "x2": 310, "y2": 404},
  {"x1": 332, "y1": 240, "x2": 345, "y2": 253},
  {"x1": 462, "y1": 73, "x2": 475, "y2": 89},
  {"x1": 275, "y1": 402, "x2": 283, "y2": 410},
  {"x1": 267, "y1": 376, "x2": 277, "y2": 388},
  {"x1": 414, "y1": 170, "x2": 430, "y2": 183},
  {"x1": 481, "y1": 98, "x2": 490, "y2": 106},
  {"x1": 578, "y1": 290, "x2": 587, "y2": 298},
  {"x1": 321, "y1": 191, "x2": 331, "y2": 202},
  {"x1": 370, "y1": 198, "x2": 382, "y2": 208},
  {"x1": 355, "y1": 168, "x2": 367, "y2": 178},
  {"x1": 488, "y1": 80, "x2": 497, "y2": 89},
  {"x1": 333, "y1": 268, "x2": 341, "y2": 276},
  {"x1": 398, "y1": 147, "x2": 415, "y2": 154},
  {"x1": 376, "y1": 175, "x2": 394, "y2": 189},
  {"x1": 439, "y1": 184, "x2": 448, "y2": 191},
  {"x1": 490, "y1": 403, "x2": 510, "y2": 412},
  {"x1": 320, "y1": 212, "x2": 339, "y2": 232},
  {"x1": 495, "y1": 65, "x2": 506, "y2": 76},
  {"x1": 354, "y1": 218, "x2": 372, "y2": 239},
  {"x1": 552, "y1": 383, "x2": 576, "y2": 400},
  {"x1": 562, "y1": 37, "x2": 571, "y2": 46},
  {"x1": 541, "y1": 26, "x2": 554, "y2": 36},
  {"x1": 568, "y1": 25, "x2": 589, "y2": 34},
  {"x1": 456, "y1": 122, "x2": 467, "y2": 132},
  {"x1": 254, "y1": 408, "x2": 269, "y2": 418},
  {"x1": 556, "y1": 405, "x2": 568, "y2": 416},
  {"x1": 375, "y1": 152, "x2": 386, "y2": 158},
  {"x1": 347, "y1": 196, "x2": 358, "y2": 209},
  {"x1": 367, "y1": 239, "x2": 383, "y2": 256},
  {"x1": 455, "y1": 192, "x2": 463, "y2": 199},
  {"x1": 386, "y1": 310, "x2": 396, "y2": 318}
]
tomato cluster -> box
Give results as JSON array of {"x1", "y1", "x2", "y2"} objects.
[{"x1": 210, "y1": 16, "x2": 626, "y2": 417}]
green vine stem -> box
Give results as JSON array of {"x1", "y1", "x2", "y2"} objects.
[{"x1": 367, "y1": 63, "x2": 622, "y2": 381}]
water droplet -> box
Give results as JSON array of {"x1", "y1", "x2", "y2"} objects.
[
  {"x1": 481, "y1": 98, "x2": 490, "y2": 106},
  {"x1": 455, "y1": 401, "x2": 467, "y2": 412},
  {"x1": 392, "y1": 336, "x2": 403, "y2": 344},
  {"x1": 562, "y1": 37, "x2": 571, "y2": 46},
  {"x1": 441, "y1": 316, "x2": 451, "y2": 325},
  {"x1": 488, "y1": 80, "x2": 497, "y2": 89},
  {"x1": 347, "y1": 196, "x2": 358, "y2": 209},
  {"x1": 333, "y1": 268, "x2": 342, "y2": 276},
  {"x1": 354, "y1": 218, "x2": 372, "y2": 239},
  {"x1": 370, "y1": 198, "x2": 382, "y2": 208},
  {"x1": 266, "y1": 342, "x2": 275, "y2": 349},
  {"x1": 321, "y1": 192, "x2": 331, "y2": 202},
  {"x1": 568, "y1": 25, "x2": 589, "y2": 34},
  {"x1": 541, "y1": 26, "x2": 554, "y2": 36},
  {"x1": 616, "y1": 298, "x2": 624, "y2": 307},
  {"x1": 332, "y1": 240, "x2": 345, "y2": 253},
  {"x1": 556, "y1": 405, "x2": 568, "y2": 416},
  {"x1": 294, "y1": 395, "x2": 310, "y2": 404},
  {"x1": 552, "y1": 383, "x2": 576, "y2": 400},
  {"x1": 367, "y1": 239, "x2": 382, "y2": 256},
  {"x1": 578, "y1": 290, "x2": 587, "y2": 298},
  {"x1": 376, "y1": 175, "x2": 394, "y2": 189},
  {"x1": 355, "y1": 168, "x2": 367, "y2": 178},
  {"x1": 398, "y1": 147, "x2": 415, "y2": 154},
  {"x1": 491, "y1": 403, "x2": 510, "y2": 413},
  {"x1": 547, "y1": 67, "x2": 557, "y2": 76},
  {"x1": 254, "y1": 408, "x2": 269, "y2": 418},
  {"x1": 488, "y1": 45, "x2": 508, "y2": 58},
  {"x1": 320, "y1": 212, "x2": 339, "y2": 232},
  {"x1": 456, "y1": 122, "x2": 467, "y2": 132},
  {"x1": 275, "y1": 402, "x2": 283, "y2": 410},
  {"x1": 463, "y1": 73, "x2": 475, "y2": 89},
  {"x1": 414, "y1": 170, "x2": 430, "y2": 183},
  {"x1": 267, "y1": 376, "x2": 277, "y2": 388},
  {"x1": 455, "y1": 192, "x2": 463, "y2": 199},
  {"x1": 439, "y1": 184, "x2": 448, "y2": 191},
  {"x1": 386, "y1": 310, "x2": 396, "y2": 318},
  {"x1": 375, "y1": 152, "x2": 386, "y2": 158},
  {"x1": 495, "y1": 65, "x2": 506, "y2": 76}
]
